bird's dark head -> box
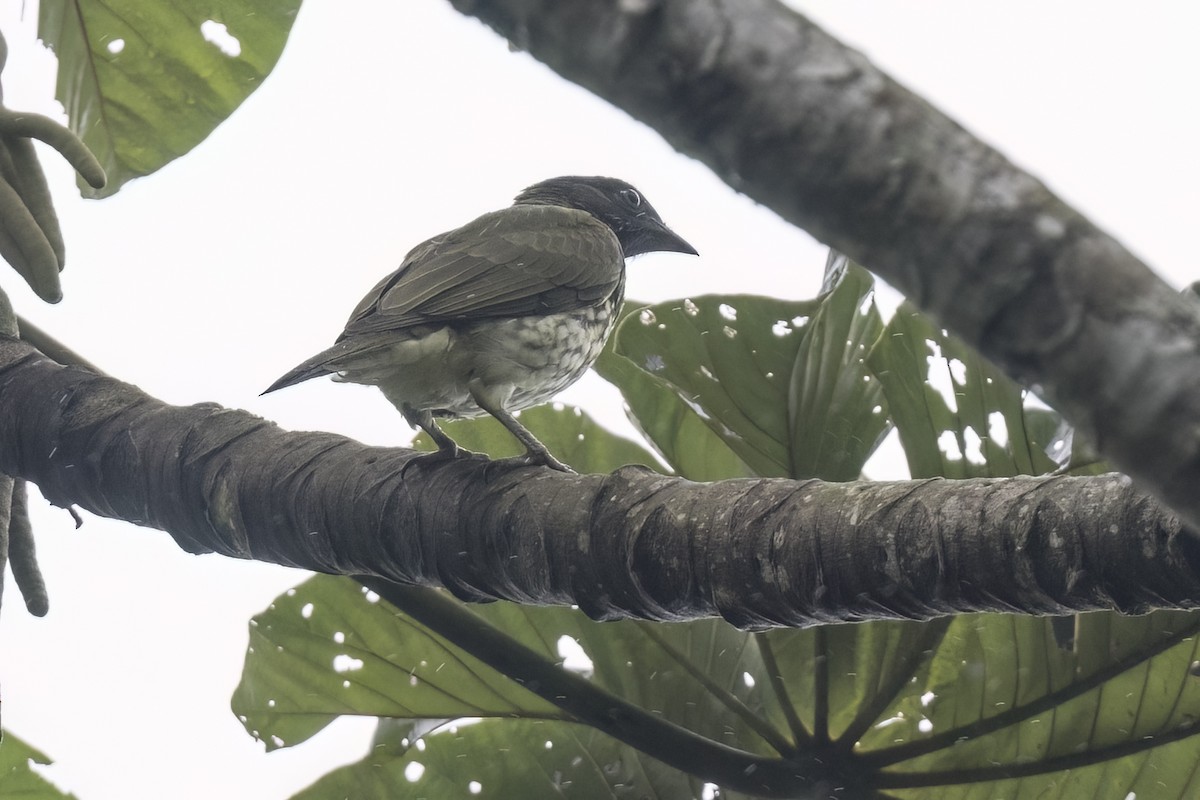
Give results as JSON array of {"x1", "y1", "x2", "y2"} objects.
[{"x1": 514, "y1": 176, "x2": 697, "y2": 258}]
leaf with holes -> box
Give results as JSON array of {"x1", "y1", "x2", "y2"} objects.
[
  {"x1": 239, "y1": 577, "x2": 1200, "y2": 797},
  {"x1": 609, "y1": 264, "x2": 887, "y2": 480},
  {"x1": 38, "y1": 0, "x2": 300, "y2": 196},
  {"x1": 610, "y1": 296, "x2": 804, "y2": 478},
  {"x1": 289, "y1": 718, "x2": 698, "y2": 800},
  {"x1": 595, "y1": 343, "x2": 755, "y2": 481},
  {"x1": 788, "y1": 258, "x2": 890, "y2": 480},
  {"x1": 234, "y1": 575, "x2": 784, "y2": 761},
  {"x1": 593, "y1": 300, "x2": 754, "y2": 481},
  {"x1": 860, "y1": 611, "x2": 1200, "y2": 799},
  {"x1": 867, "y1": 301, "x2": 1058, "y2": 478},
  {"x1": 231, "y1": 576, "x2": 565, "y2": 751}
]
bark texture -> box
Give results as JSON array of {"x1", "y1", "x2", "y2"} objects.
[
  {"x1": 447, "y1": 0, "x2": 1200, "y2": 530},
  {"x1": 2, "y1": 336, "x2": 1197, "y2": 627}
]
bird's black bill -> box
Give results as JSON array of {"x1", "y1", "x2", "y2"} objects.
[{"x1": 627, "y1": 220, "x2": 698, "y2": 258}]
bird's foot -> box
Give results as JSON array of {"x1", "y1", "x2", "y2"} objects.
[
  {"x1": 489, "y1": 450, "x2": 576, "y2": 474},
  {"x1": 400, "y1": 445, "x2": 489, "y2": 479}
]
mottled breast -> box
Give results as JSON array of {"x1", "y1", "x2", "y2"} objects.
[{"x1": 462, "y1": 278, "x2": 625, "y2": 413}]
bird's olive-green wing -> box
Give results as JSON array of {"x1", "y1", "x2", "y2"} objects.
[{"x1": 339, "y1": 204, "x2": 624, "y2": 338}]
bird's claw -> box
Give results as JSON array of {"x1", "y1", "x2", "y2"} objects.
[
  {"x1": 400, "y1": 445, "x2": 489, "y2": 479},
  {"x1": 490, "y1": 451, "x2": 576, "y2": 474}
]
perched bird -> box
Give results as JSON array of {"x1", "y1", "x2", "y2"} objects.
[{"x1": 263, "y1": 176, "x2": 696, "y2": 472}]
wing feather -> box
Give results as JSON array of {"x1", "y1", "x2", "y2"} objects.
[{"x1": 339, "y1": 204, "x2": 623, "y2": 339}]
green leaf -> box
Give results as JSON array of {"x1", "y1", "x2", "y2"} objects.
[
  {"x1": 232, "y1": 576, "x2": 565, "y2": 751},
  {"x1": 240, "y1": 582, "x2": 1200, "y2": 796},
  {"x1": 1024, "y1": 407, "x2": 1112, "y2": 476},
  {"x1": 609, "y1": 263, "x2": 887, "y2": 480},
  {"x1": 871, "y1": 611, "x2": 1200, "y2": 800},
  {"x1": 235, "y1": 576, "x2": 784, "y2": 759},
  {"x1": 594, "y1": 347, "x2": 755, "y2": 481},
  {"x1": 611, "y1": 295, "x2": 799, "y2": 478},
  {"x1": 761, "y1": 619, "x2": 952, "y2": 745},
  {"x1": 788, "y1": 257, "x2": 889, "y2": 480},
  {"x1": 412, "y1": 403, "x2": 662, "y2": 474},
  {"x1": 0, "y1": 732, "x2": 77, "y2": 799},
  {"x1": 38, "y1": 0, "x2": 301, "y2": 197},
  {"x1": 290, "y1": 718, "x2": 699, "y2": 800},
  {"x1": 867, "y1": 301, "x2": 1058, "y2": 478},
  {"x1": 595, "y1": 301, "x2": 754, "y2": 481}
]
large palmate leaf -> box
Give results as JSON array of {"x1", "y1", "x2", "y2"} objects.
[
  {"x1": 38, "y1": 0, "x2": 301, "y2": 196},
  {"x1": 606, "y1": 261, "x2": 888, "y2": 480},
  {"x1": 236, "y1": 574, "x2": 790, "y2": 800},
  {"x1": 240, "y1": 576, "x2": 1200, "y2": 798}
]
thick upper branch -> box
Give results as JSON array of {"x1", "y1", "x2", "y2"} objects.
[
  {"x1": 447, "y1": 0, "x2": 1200, "y2": 529},
  {"x1": 1, "y1": 336, "x2": 1196, "y2": 627}
]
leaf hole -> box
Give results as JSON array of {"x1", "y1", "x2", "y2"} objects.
[
  {"x1": 200, "y1": 20, "x2": 242, "y2": 57},
  {"x1": 557, "y1": 635, "x2": 594, "y2": 676},
  {"x1": 987, "y1": 412, "x2": 1009, "y2": 448},
  {"x1": 333, "y1": 654, "x2": 364, "y2": 673}
]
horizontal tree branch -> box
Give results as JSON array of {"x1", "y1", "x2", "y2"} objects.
[
  {"x1": 447, "y1": 0, "x2": 1200, "y2": 530},
  {"x1": 2, "y1": 336, "x2": 1197, "y2": 627}
]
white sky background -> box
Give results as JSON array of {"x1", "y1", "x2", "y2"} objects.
[{"x1": 1, "y1": 2, "x2": 1198, "y2": 798}]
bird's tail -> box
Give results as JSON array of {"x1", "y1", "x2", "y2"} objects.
[
  {"x1": 261, "y1": 335, "x2": 401, "y2": 395},
  {"x1": 261, "y1": 344, "x2": 344, "y2": 395}
]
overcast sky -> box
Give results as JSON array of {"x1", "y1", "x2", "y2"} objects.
[{"x1": 2, "y1": 2, "x2": 1198, "y2": 799}]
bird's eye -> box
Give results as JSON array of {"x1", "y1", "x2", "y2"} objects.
[{"x1": 620, "y1": 188, "x2": 642, "y2": 208}]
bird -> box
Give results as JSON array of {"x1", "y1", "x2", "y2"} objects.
[{"x1": 263, "y1": 176, "x2": 697, "y2": 472}]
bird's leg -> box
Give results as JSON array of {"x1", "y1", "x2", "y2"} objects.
[
  {"x1": 468, "y1": 380, "x2": 575, "y2": 473},
  {"x1": 401, "y1": 405, "x2": 460, "y2": 456},
  {"x1": 397, "y1": 405, "x2": 485, "y2": 477},
  {"x1": 397, "y1": 402, "x2": 483, "y2": 465}
]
